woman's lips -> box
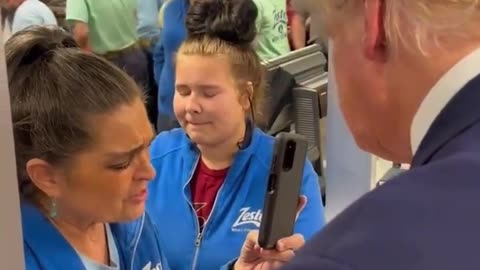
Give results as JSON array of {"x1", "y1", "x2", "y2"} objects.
[{"x1": 129, "y1": 189, "x2": 147, "y2": 203}]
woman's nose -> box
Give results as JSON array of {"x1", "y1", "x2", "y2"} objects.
[
  {"x1": 185, "y1": 95, "x2": 202, "y2": 114},
  {"x1": 136, "y1": 151, "x2": 155, "y2": 181}
]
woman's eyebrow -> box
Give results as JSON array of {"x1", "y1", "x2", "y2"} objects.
[{"x1": 104, "y1": 144, "x2": 144, "y2": 159}]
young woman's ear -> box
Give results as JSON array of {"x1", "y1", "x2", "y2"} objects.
[{"x1": 240, "y1": 81, "x2": 254, "y2": 110}]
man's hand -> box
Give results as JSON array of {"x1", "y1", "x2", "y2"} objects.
[
  {"x1": 233, "y1": 231, "x2": 305, "y2": 270},
  {"x1": 233, "y1": 196, "x2": 307, "y2": 270}
]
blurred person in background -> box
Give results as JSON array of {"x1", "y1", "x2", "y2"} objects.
[
  {"x1": 152, "y1": 0, "x2": 185, "y2": 132},
  {"x1": 66, "y1": 0, "x2": 155, "y2": 126},
  {"x1": 1, "y1": 0, "x2": 57, "y2": 41},
  {"x1": 137, "y1": 0, "x2": 163, "y2": 131},
  {"x1": 290, "y1": 0, "x2": 327, "y2": 53},
  {"x1": 282, "y1": 0, "x2": 480, "y2": 269},
  {"x1": 40, "y1": 0, "x2": 67, "y2": 29},
  {"x1": 253, "y1": 0, "x2": 291, "y2": 60},
  {"x1": 137, "y1": 0, "x2": 162, "y2": 44},
  {"x1": 286, "y1": 0, "x2": 306, "y2": 50},
  {"x1": 157, "y1": 0, "x2": 169, "y2": 28}
]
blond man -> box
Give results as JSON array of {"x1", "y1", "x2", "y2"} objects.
[{"x1": 282, "y1": 1, "x2": 480, "y2": 269}]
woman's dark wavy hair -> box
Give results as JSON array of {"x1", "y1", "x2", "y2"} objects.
[{"x1": 6, "y1": 26, "x2": 142, "y2": 203}]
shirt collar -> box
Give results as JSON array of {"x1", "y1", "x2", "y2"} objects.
[{"x1": 411, "y1": 47, "x2": 480, "y2": 154}]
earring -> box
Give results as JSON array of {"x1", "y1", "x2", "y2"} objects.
[{"x1": 49, "y1": 198, "x2": 57, "y2": 219}]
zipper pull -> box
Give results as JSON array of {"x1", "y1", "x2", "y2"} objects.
[{"x1": 195, "y1": 233, "x2": 202, "y2": 247}]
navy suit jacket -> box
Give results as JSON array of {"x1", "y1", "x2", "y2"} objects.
[{"x1": 281, "y1": 74, "x2": 480, "y2": 270}]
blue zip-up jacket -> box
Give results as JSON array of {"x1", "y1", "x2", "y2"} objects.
[
  {"x1": 147, "y1": 127, "x2": 326, "y2": 270},
  {"x1": 153, "y1": 0, "x2": 187, "y2": 116},
  {"x1": 22, "y1": 202, "x2": 169, "y2": 270}
]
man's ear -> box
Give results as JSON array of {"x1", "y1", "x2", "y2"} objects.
[
  {"x1": 26, "y1": 158, "x2": 62, "y2": 199},
  {"x1": 363, "y1": 0, "x2": 387, "y2": 62}
]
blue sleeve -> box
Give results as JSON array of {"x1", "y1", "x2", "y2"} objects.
[
  {"x1": 294, "y1": 161, "x2": 326, "y2": 240},
  {"x1": 114, "y1": 213, "x2": 172, "y2": 270},
  {"x1": 152, "y1": 38, "x2": 165, "y2": 84},
  {"x1": 144, "y1": 214, "x2": 172, "y2": 270}
]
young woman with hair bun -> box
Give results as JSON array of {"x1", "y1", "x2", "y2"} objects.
[{"x1": 146, "y1": 0, "x2": 326, "y2": 269}]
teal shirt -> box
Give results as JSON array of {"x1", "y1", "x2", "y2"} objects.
[
  {"x1": 66, "y1": 0, "x2": 137, "y2": 54},
  {"x1": 253, "y1": 0, "x2": 290, "y2": 60}
]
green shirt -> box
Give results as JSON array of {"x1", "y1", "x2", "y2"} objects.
[
  {"x1": 66, "y1": 0, "x2": 137, "y2": 54},
  {"x1": 253, "y1": 0, "x2": 291, "y2": 61}
]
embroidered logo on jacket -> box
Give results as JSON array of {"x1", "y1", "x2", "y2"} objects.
[
  {"x1": 142, "y1": 262, "x2": 162, "y2": 270},
  {"x1": 232, "y1": 207, "x2": 263, "y2": 232}
]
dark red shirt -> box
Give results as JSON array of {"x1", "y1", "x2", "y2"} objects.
[{"x1": 190, "y1": 160, "x2": 228, "y2": 231}]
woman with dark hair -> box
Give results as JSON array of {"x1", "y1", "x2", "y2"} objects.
[
  {"x1": 7, "y1": 26, "x2": 166, "y2": 270},
  {"x1": 146, "y1": 0, "x2": 326, "y2": 269}
]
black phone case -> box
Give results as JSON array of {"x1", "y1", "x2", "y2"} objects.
[{"x1": 258, "y1": 132, "x2": 308, "y2": 249}]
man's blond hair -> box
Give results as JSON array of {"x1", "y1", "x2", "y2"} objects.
[{"x1": 315, "y1": 0, "x2": 480, "y2": 54}]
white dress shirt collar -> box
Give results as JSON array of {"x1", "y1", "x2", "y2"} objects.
[{"x1": 411, "y1": 47, "x2": 480, "y2": 154}]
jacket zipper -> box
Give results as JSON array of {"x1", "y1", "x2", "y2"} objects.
[
  {"x1": 184, "y1": 157, "x2": 226, "y2": 270},
  {"x1": 183, "y1": 157, "x2": 201, "y2": 270},
  {"x1": 190, "y1": 183, "x2": 225, "y2": 270}
]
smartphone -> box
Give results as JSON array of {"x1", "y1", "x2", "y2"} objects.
[{"x1": 258, "y1": 132, "x2": 308, "y2": 249}]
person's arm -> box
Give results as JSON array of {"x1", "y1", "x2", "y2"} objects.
[
  {"x1": 65, "y1": 0, "x2": 90, "y2": 51},
  {"x1": 70, "y1": 21, "x2": 91, "y2": 51},
  {"x1": 293, "y1": 161, "x2": 326, "y2": 240},
  {"x1": 290, "y1": 0, "x2": 310, "y2": 49},
  {"x1": 289, "y1": 12, "x2": 306, "y2": 50}
]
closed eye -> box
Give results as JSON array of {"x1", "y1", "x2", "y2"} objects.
[
  {"x1": 175, "y1": 85, "x2": 191, "y2": 96},
  {"x1": 200, "y1": 87, "x2": 220, "y2": 98},
  {"x1": 203, "y1": 91, "x2": 217, "y2": 98},
  {"x1": 109, "y1": 159, "x2": 132, "y2": 170}
]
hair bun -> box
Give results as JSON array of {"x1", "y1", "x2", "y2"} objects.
[
  {"x1": 186, "y1": 0, "x2": 258, "y2": 45},
  {"x1": 5, "y1": 26, "x2": 78, "y2": 66}
]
